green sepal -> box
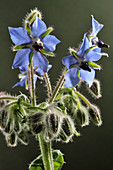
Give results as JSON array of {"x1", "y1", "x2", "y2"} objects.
[
  {"x1": 85, "y1": 46, "x2": 97, "y2": 54},
  {"x1": 25, "y1": 21, "x2": 31, "y2": 35},
  {"x1": 29, "y1": 150, "x2": 64, "y2": 170},
  {"x1": 29, "y1": 52, "x2": 34, "y2": 66},
  {"x1": 13, "y1": 45, "x2": 25, "y2": 51},
  {"x1": 39, "y1": 49, "x2": 54, "y2": 56},
  {"x1": 88, "y1": 61, "x2": 101, "y2": 70},
  {"x1": 41, "y1": 27, "x2": 53, "y2": 38}
]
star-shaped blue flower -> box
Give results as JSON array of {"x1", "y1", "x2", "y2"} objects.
[
  {"x1": 8, "y1": 16, "x2": 60, "y2": 72},
  {"x1": 13, "y1": 65, "x2": 52, "y2": 89},
  {"x1": 89, "y1": 15, "x2": 109, "y2": 48},
  {"x1": 62, "y1": 33, "x2": 107, "y2": 87}
]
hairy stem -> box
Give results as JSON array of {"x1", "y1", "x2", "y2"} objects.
[
  {"x1": 43, "y1": 72, "x2": 52, "y2": 98},
  {"x1": 30, "y1": 60, "x2": 53, "y2": 170},
  {"x1": 49, "y1": 68, "x2": 67, "y2": 103}
]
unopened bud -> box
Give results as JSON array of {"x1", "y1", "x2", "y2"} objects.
[
  {"x1": 28, "y1": 112, "x2": 44, "y2": 124},
  {"x1": 61, "y1": 116, "x2": 75, "y2": 137},
  {"x1": 46, "y1": 113, "x2": 61, "y2": 136},
  {"x1": 61, "y1": 95, "x2": 77, "y2": 117},
  {"x1": 18, "y1": 130, "x2": 28, "y2": 145},
  {"x1": 88, "y1": 104, "x2": 102, "y2": 126},
  {"x1": 88, "y1": 79, "x2": 101, "y2": 99},
  {"x1": 5, "y1": 132, "x2": 17, "y2": 147},
  {"x1": 0, "y1": 110, "x2": 8, "y2": 129},
  {"x1": 31, "y1": 123, "x2": 43, "y2": 134},
  {"x1": 75, "y1": 106, "x2": 89, "y2": 127}
]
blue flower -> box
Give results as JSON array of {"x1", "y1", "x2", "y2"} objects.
[
  {"x1": 62, "y1": 33, "x2": 107, "y2": 87},
  {"x1": 13, "y1": 65, "x2": 52, "y2": 89},
  {"x1": 8, "y1": 16, "x2": 60, "y2": 72},
  {"x1": 89, "y1": 15, "x2": 109, "y2": 48}
]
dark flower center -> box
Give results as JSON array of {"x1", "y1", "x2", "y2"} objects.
[
  {"x1": 32, "y1": 39, "x2": 44, "y2": 51},
  {"x1": 79, "y1": 61, "x2": 91, "y2": 72}
]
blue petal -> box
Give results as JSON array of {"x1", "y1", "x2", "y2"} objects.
[
  {"x1": 8, "y1": 27, "x2": 32, "y2": 45},
  {"x1": 31, "y1": 16, "x2": 47, "y2": 38},
  {"x1": 42, "y1": 35, "x2": 60, "y2": 52},
  {"x1": 33, "y1": 75, "x2": 38, "y2": 89},
  {"x1": 62, "y1": 55, "x2": 78, "y2": 69},
  {"x1": 33, "y1": 51, "x2": 48, "y2": 72},
  {"x1": 86, "y1": 48, "x2": 108, "y2": 61},
  {"x1": 64, "y1": 68, "x2": 80, "y2": 87},
  {"x1": 19, "y1": 66, "x2": 28, "y2": 74},
  {"x1": 13, "y1": 76, "x2": 27, "y2": 88},
  {"x1": 91, "y1": 15, "x2": 104, "y2": 36},
  {"x1": 12, "y1": 48, "x2": 32, "y2": 68},
  {"x1": 36, "y1": 64, "x2": 52, "y2": 76},
  {"x1": 80, "y1": 67, "x2": 95, "y2": 87},
  {"x1": 77, "y1": 33, "x2": 90, "y2": 58}
]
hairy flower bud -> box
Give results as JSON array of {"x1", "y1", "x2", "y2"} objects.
[
  {"x1": 46, "y1": 113, "x2": 61, "y2": 136},
  {"x1": 0, "y1": 110, "x2": 8, "y2": 129},
  {"x1": 28, "y1": 112, "x2": 44, "y2": 124},
  {"x1": 88, "y1": 104, "x2": 102, "y2": 126},
  {"x1": 61, "y1": 95, "x2": 77, "y2": 117},
  {"x1": 75, "y1": 106, "x2": 89, "y2": 127},
  {"x1": 18, "y1": 130, "x2": 28, "y2": 145},
  {"x1": 87, "y1": 79, "x2": 101, "y2": 99},
  {"x1": 31, "y1": 123, "x2": 43, "y2": 135},
  {"x1": 5, "y1": 132, "x2": 17, "y2": 147}
]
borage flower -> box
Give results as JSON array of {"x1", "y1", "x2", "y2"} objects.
[
  {"x1": 88, "y1": 15, "x2": 109, "y2": 48},
  {"x1": 62, "y1": 33, "x2": 108, "y2": 87},
  {"x1": 8, "y1": 16, "x2": 60, "y2": 72},
  {"x1": 13, "y1": 65, "x2": 52, "y2": 89}
]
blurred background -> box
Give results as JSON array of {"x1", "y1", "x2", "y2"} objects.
[{"x1": 0, "y1": 0, "x2": 112, "y2": 169}]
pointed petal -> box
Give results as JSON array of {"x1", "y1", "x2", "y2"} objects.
[
  {"x1": 13, "y1": 76, "x2": 26, "y2": 88},
  {"x1": 42, "y1": 35, "x2": 60, "y2": 52},
  {"x1": 12, "y1": 48, "x2": 31, "y2": 68},
  {"x1": 31, "y1": 16, "x2": 47, "y2": 38},
  {"x1": 64, "y1": 68, "x2": 80, "y2": 87},
  {"x1": 80, "y1": 67, "x2": 95, "y2": 87},
  {"x1": 8, "y1": 27, "x2": 32, "y2": 45},
  {"x1": 77, "y1": 33, "x2": 90, "y2": 58},
  {"x1": 36, "y1": 64, "x2": 52, "y2": 76},
  {"x1": 33, "y1": 52, "x2": 48, "y2": 72},
  {"x1": 91, "y1": 15, "x2": 104, "y2": 36},
  {"x1": 19, "y1": 66, "x2": 28, "y2": 74},
  {"x1": 62, "y1": 55, "x2": 78, "y2": 69},
  {"x1": 86, "y1": 48, "x2": 108, "y2": 61}
]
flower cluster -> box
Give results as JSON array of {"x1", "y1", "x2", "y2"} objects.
[{"x1": 62, "y1": 16, "x2": 109, "y2": 88}]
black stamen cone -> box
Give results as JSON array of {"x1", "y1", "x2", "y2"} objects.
[
  {"x1": 79, "y1": 62, "x2": 91, "y2": 72},
  {"x1": 32, "y1": 42, "x2": 43, "y2": 51}
]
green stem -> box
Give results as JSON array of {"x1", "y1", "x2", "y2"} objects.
[
  {"x1": 49, "y1": 68, "x2": 67, "y2": 103},
  {"x1": 43, "y1": 72, "x2": 52, "y2": 98},
  {"x1": 0, "y1": 96, "x2": 17, "y2": 100},
  {"x1": 30, "y1": 60, "x2": 53, "y2": 170},
  {"x1": 73, "y1": 88, "x2": 91, "y2": 106}
]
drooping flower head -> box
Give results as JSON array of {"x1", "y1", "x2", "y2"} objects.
[
  {"x1": 62, "y1": 33, "x2": 108, "y2": 87},
  {"x1": 13, "y1": 65, "x2": 52, "y2": 89},
  {"x1": 8, "y1": 11, "x2": 60, "y2": 72},
  {"x1": 88, "y1": 15, "x2": 109, "y2": 48}
]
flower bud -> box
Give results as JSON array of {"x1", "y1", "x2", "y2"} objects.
[
  {"x1": 31, "y1": 123, "x2": 43, "y2": 135},
  {"x1": 18, "y1": 130, "x2": 28, "y2": 145},
  {"x1": 28, "y1": 112, "x2": 44, "y2": 124},
  {"x1": 5, "y1": 132, "x2": 17, "y2": 147},
  {"x1": 87, "y1": 79, "x2": 101, "y2": 99},
  {"x1": 61, "y1": 116, "x2": 75, "y2": 137},
  {"x1": 61, "y1": 95, "x2": 77, "y2": 117},
  {"x1": 0, "y1": 110, "x2": 8, "y2": 129},
  {"x1": 75, "y1": 106, "x2": 89, "y2": 127},
  {"x1": 46, "y1": 113, "x2": 61, "y2": 136},
  {"x1": 88, "y1": 104, "x2": 102, "y2": 126}
]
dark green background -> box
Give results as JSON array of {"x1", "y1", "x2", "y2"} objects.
[{"x1": 0, "y1": 0, "x2": 112, "y2": 169}]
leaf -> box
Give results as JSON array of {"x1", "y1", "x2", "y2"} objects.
[
  {"x1": 29, "y1": 150, "x2": 64, "y2": 170},
  {"x1": 41, "y1": 27, "x2": 53, "y2": 38},
  {"x1": 88, "y1": 61, "x2": 101, "y2": 70},
  {"x1": 39, "y1": 49, "x2": 54, "y2": 56}
]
